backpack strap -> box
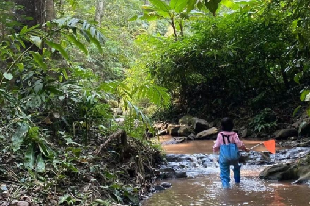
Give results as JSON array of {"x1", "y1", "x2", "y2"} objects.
[{"x1": 220, "y1": 133, "x2": 231, "y2": 144}]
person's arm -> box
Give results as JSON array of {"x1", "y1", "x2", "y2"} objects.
[
  {"x1": 213, "y1": 133, "x2": 221, "y2": 152},
  {"x1": 233, "y1": 133, "x2": 250, "y2": 152}
]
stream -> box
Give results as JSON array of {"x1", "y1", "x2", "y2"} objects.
[{"x1": 143, "y1": 138, "x2": 310, "y2": 206}]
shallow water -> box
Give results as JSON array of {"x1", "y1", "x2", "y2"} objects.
[
  {"x1": 144, "y1": 138, "x2": 309, "y2": 206},
  {"x1": 144, "y1": 173, "x2": 310, "y2": 206}
]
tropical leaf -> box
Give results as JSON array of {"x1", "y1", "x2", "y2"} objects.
[
  {"x1": 34, "y1": 80, "x2": 43, "y2": 93},
  {"x1": 204, "y1": 0, "x2": 222, "y2": 16},
  {"x1": 46, "y1": 41, "x2": 70, "y2": 60},
  {"x1": 149, "y1": 0, "x2": 171, "y2": 12},
  {"x1": 187, "y1": 0, "x2": 197, "y2": 12},
  {"x1": 30, "y1": 35, "x2": 42, "y2": 48},
  {"x1": 36, "y1": 154, "x2": 46, "y2": 173},
  {"x1": 300, "y1": 89, "x2": 310, "y2": 101},
  {"x1": 24, "y1": 144, "x2": 35, "y2": 170},
  {"x1": 31, "y1": 52, "x2": 47, "y2": 70},
  {"x1": 66, "y1": 34, "x2": 88, "y2": 55},
  {"x1": 3, "y1": 72, "x2": 13, "y2": 80},
  {"x1": 170, "y1": 0, "x2": 189, "y2": 13},
  {"x1": 12, "y1": 123, "x2": 29, "y2": 152}
]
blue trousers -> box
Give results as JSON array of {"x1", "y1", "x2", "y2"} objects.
[{"x1": 219, "y1": 160, "x2": 241, "y2": 188}]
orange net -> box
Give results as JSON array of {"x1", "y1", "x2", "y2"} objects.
[{"x1": 263, "y1": 140, "x2": 276, "y2": 154}]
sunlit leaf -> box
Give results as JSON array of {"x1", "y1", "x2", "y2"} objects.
[
  {"x1": 36, "y1": 154, "x2": 45, "y2": 173},
  {"x1": 30, "y1": 35, "x2": 42, "y2": 48},
  {"x1": 300, "y1": 89, "x2": 310, "y2": 101},
  {"x1": 3, "y1": 72, "x2": 13, "y2": 80},
  {"x1": 149, "y1": 0, "x2": 171, "y2": 12}
]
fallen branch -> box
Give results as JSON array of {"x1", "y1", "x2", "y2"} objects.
[{"x1": 95, "y1": 129, "x2": 127, "y2": 155}]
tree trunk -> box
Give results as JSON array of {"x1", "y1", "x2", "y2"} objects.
[
  {"x1": 45, "y1": 0, "x2": 55, "y2": 22},
  {"x1": 14, "y1": 0, "x2": 37, "y2": 27},
  {"x1": 95, "y1": 0, "x2": 104, "y2": 24}
]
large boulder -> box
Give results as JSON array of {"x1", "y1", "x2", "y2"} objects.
[
  {"x1": 167, "y1": 124, "x2": 180, "y2": 136},
  {"x1": 196, "y1": 127, "x2": 218, "y2": 140},
  {"x1": 275, "y1": 129, "x2": 298, "y2": 140},
  {"x1": 259, "y1": 164, "x2": 298, "y2": 180},
  {"x1": 178, "y1": 125, "x2": 191, "y2": 136},
  {"x1": 192, "y1": 118, "x2": 210, "y2": 133},
  {"x1": 179, "y1": 115, "x2": 194, "y2": 126}
]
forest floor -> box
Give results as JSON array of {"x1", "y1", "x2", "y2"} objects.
[{"x1": 0, "y1": 130, "x2": 162, "y2": 206}]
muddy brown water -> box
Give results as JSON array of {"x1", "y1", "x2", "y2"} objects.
[
  {"x1": 159, "y1": 135, "x2": 282, "y2": 154},
  {"x1": 144, "y1": 137, "x2": 310, "y2": 206},
  {"x1": 143, "y1": 175, "x2": 310, "y2": 206}
]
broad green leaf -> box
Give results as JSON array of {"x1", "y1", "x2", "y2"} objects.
[
  {"x1": 170, "y1": 0, "x2": 189, "y2": 13},
  {"x1": 31, "y1": 52, "x2": 47, "y2": 70},
  {"x1": 204, "y1": 0, "x2": 222, "y2": 16},
  {"x1": 149, "y1": 0, "x2": 171, "y2": 12},
  {"x1": 84, "y1": 31, "x2": 103, "y2": 54},
  {"x1": 46, "y1": 41, "x2": 70, "y2": 60},
  {"x1": 3, "y1": 72, "x2": 13, "y2": 80},
  {"x1": 294, "y1": 73, "x2": 302, "y2": 84},
  {"x1": 20, "y1": 26, "x2": 28, "y2": 35},
  {"x1": 67, "y1": 34, "x2": 88, "y2": 55},
  {"x1": 17, "y1": 63, "x2": 24, "y2": 71},
  {"x1": 34, "y1": 80, "x2": 43, "y2": 93},
  {"x1": 300, "y1": 89, "x2": 310, "y2": 101},
  {"x1": 140, "y1": 13, "x2": 160, "y2": 21},
  {"x1": 142, "y1": 5, "x2": 156, "y2": 12},
  {"x1": 221, "y1": 0, "x2": 238, "y2": 10},
  {"x1": 187, "y1": 0, "x2": 196, "y2": 12},
  {"x1": 24, "y1": 144, "x2": 35, "y2": 170},
  {"x1": 36, "y1": 154, "x2": 45, "y2": 173},
  {"x1": 30, "y1": 35, "x2": 42, "y2": 48},
  {"x1": 12, "y1": 123, "x2": 29, "y2": 152},
  {"x1": 62, "y1": 69, "x2": 68, "y2": 80}
]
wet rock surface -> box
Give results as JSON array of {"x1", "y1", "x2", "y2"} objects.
[{"x1": 159, "y1": 147, "x2": 310, "y2": 179}]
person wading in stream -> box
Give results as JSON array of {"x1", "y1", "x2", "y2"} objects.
[{"x1": 213, "y1": 117, "x2": 249, "y2": 188}]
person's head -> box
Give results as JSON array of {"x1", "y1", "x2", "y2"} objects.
[{"x1": 221, "y1": 117, "x2": 234, "y2": 132}]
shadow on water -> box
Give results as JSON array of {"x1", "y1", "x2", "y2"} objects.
[{"x1": 143, "y1": 174, "x2": 310, "y2": 206}]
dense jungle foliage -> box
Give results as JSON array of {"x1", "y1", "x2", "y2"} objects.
[{"x1": 0, "y1": 0, "x2": 310, "y2": 205}]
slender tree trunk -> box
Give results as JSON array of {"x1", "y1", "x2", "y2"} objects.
[
  {"x1": 171, "y1": 17, "x2": 178, "y2": 41},
  {"x1": 95, "y1": 0, "x2": 104, "y2": 24},
  {"x1": 179, "y1": 20, "x2": 184, "y2": 37},
  {"x1": 45, "y1": 0, "x2": 55, "y2": 22}
]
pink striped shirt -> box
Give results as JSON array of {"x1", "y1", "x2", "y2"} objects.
[{"x1": 213, "y1": 131, "x2": 245, "y2": 152}]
